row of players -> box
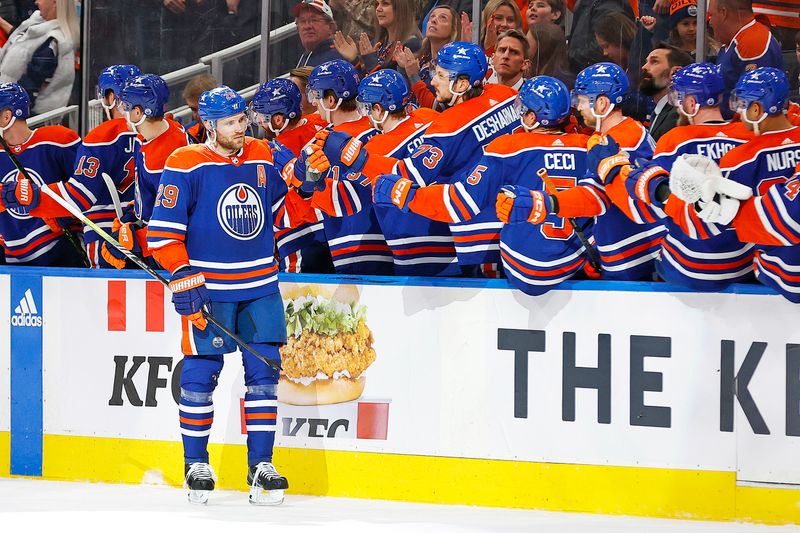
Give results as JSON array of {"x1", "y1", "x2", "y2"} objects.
[
  {"x1": 1, "y1": 41, "x2": 799, "y2": 504},
  {"x1": 1, "y1": 43, "x2": 800, "y2": 304}
]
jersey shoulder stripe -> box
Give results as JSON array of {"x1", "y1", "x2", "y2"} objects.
[
  {"x1": 485, "y1": 131, "x2": 589, "y2": 156},
  {"x1": 15, "y1": 125, "x2": 80, "y2": 151},
  {"x1": 142, "y1": 121, "x2": 191, "y2": 172},
  {"x1": 165, "y1": 137, "x2": 273, "y2": 171},
  {"x1": 334, "y1": 116, "x2": 377, "y2": 139},
  {"x1": 82, "y1": 118, "x2": 134, "y2": 145},
  {"x1": 366, "y1": 117, "x2": 430, "y2": 156},
  {"x1": 654, "y1": 122, "x2": 753, "y2": 157},
  {"x1": 719, "y1": 127, "x2": 800, "y2": 170},
  {"x1": 731, "y1": 18, "x2": 774, "y2": 61},
  {"x1": 607, "y1": 117, "x2": 648, "y2": 151}
]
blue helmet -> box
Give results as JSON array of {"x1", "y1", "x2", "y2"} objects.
[
  {"x1": 97, "y1": 64, "x2": 141, "y2": 100},
  {"x1": 572, "y1": 62, "x2": 629, "y2": 107},
  {"x1": 668, "y1": 63, "x2": 725, "y2": 109},
  {"x1": 308, "y1": 60, "x2": 360, "y2": 103},
  {"x1": 120, "y1": 74, "x2": 169, "y2": 118},
  {"x1": 0, "y1": 83, "x2": 30, "y2": 119},
  {"x1": 518, "y1": 76, "x2": 571, "y2": 127},
  {"x1": 435, "y1": 41, "x2": 488, "y2": 87},
  {"x1": 730, "y1": 67, "x2": 789, "y2": 117},
  {"x1": 198, "y1": 85, "x2": 247, "y2": 124},
  {"x1": 357, "y1": 69, "x2": 409, "y2": 113},
  {"x1": 251, "y1": 79, "x2": 302, "y2": 121}
]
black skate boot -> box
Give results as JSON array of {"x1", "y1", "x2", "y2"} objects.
[
  {"x1": 184, "y1": 462, "x2": 216, "y2": 505},
  {"x1": 247, "y1": 462, "x2": 288, "y2": 505}
]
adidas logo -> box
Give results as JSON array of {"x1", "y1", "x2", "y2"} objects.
[
  {"x1": 552, "y1": 139, "x2": 564, "y2": 146},
  {"x1": 782, "y1": 138, "x2": 793, "y2": 145},
  {"x1": 489, "y1": 99, "x2": 498, "y2": 106},
  {"x1": 12, "y1": 288, "x2": 42, "y2": 327}
]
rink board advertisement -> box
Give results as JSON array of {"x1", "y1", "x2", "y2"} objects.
[
  {"x1": 5, "y1": 267, "x2": 800, "y2": 522},
  {"x1": 0, "y1": 274, "x2": 9, "y2": 477}
]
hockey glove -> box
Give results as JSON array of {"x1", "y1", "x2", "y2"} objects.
[
  {"x1": 298, "y1": 145, "x2": 330, "y2": 195},
  {"x1": 587, "y1": 135, "x2": 628, "y2": 184},
  {"x1": 373, "y1": 174, "x2": 417, "y2": 212},
  {"x1": 696, "y1": 194, "x2": 741, "y2": 225},
  {"x1": 100, "y1": 212, "x2": 142, "y2": 269},
  {"x1": 496, "y1": 185, "x2": 555, "y2": 225},
  {"x1": 169, "y1": 267, "x2": 210, "y2": 330},
  {"x1": 626, "y1": 164, "x2": 670, "y2": 207},
  {"x1": 669, "y1": 154, "x2": 752, "y2": 203},
  {"x1": 313, "y1": 129, "x2": 369, "y2": 175},
  {"x1": 1, "y1": 178, "x2": 40, "y2": 211}
]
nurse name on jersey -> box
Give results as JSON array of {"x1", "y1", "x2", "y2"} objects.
[
  {"x1": 472, "y1": 105, "x2": 520, "y2": 143},
  {"x1": 766, "y1": 147, "x2": 800, "y2": 173}
]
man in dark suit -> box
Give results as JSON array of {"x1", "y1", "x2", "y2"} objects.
[{"x1": 640, "y1": 43, "x2": 692, "y2": 141}]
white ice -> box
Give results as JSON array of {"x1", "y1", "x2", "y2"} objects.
[{"x1": 0, "y1": 478, "x2": 798, "y2": 533}]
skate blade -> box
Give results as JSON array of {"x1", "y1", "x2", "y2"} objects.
[
  {"x1": 249, "y1": 487, "x2": 285, "y2": 506},
  {"x1": 188, "y1": 490, "x2": 211, "y2": 505}
]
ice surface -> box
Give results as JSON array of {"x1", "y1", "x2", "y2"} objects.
[{"x1": 0, "y1": 478, "x2": 797, "y2": 533}]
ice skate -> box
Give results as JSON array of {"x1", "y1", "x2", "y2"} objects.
[
  {"x1": 247, "y1": 462, "x2": 288, "y2": 505},
  {"x1": 184, "y1": 462, "x2": 216, "y2": 505}
]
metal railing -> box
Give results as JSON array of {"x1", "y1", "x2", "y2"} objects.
[
  {"x1": 80, "y1": 20, "x2": 297, "y2": 134},
  {"x1": 28, "y1": 105, "x2": 80, "y2": 130}
]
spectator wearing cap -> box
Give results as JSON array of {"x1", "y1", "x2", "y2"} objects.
[
  {"x1": 639, "y1": 43, "x2": 692, "y2": 141},
  {"x1": 640, "y1": 0, "x2": 721, "y2": 59},
  {"x1": 708, "y1": 0, "x2": 784, "y2": 119},
  {"x1": 294, "y1": 0, "x2": 344, "y2": 67}
]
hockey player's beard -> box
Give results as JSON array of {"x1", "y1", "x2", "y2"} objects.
[
  {"x1": 639, "y1": 74, "x2": 666, "y2": 97},
  {"x1": 216, "y1": 132, "x2": 246, "y2": 153}
]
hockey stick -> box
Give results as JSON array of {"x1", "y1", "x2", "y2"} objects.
[
  {"x1": 537, "y1": 168, "x2": 602, "y2": 273},
  {"x1": 101, "y1": 172, "x2": 124, "y2": 219},
  {"x1": 0, "y1": 134, "x2": 91, "y2": 267},
  {"x1": 8, "y1": 175, "x2": 281, "y2": 372}
]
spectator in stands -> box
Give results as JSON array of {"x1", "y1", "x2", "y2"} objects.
[
  {"x1": 419, "y1": 0, "x2": 472, "y2": 34},
  {"x1": 480, "y1": 0, "x2": 523, "y2": 56},
  {"x1": 594, "y1": 12, "x2": 637, "y2": 72},
  {"x1": 334, "y1": 0, "x2": 422, "y2": 73},
  {"x1": 708, "y1": 0, "x2": 783, "y2": 118},
  {"x1": 753, "y1": 1, "x2": 800, "y2": 49},
  {"x1": 526, "y1": 0, "x2": 563, "y2": 27},
  {"x1": 394, "y1": 3, "x2": 460, "y2": 109},
  {"x1": 289, "y1": 66, "x2": 320, "y2": 116},
  {"x1": 640, "y1": 0, "x2": 721, "y2": 59},
  {"x1": 639, "y1": 43, "x2": 692, "y2": 140},
  {"x1": 182, "y1": 73, "x2": 219, "y2": 144},
  {"x1": 0, "y1": 0, "x2": 79, "y2": 114},
  {"x1": 487, "y1": 29, "x2": 530, "y2": 90},
  {"x1": 792, "y1": 31, "x2": 800, "y2": 103},
  {"x1": 568, "y1": 0, "x2": 634, "y2": 74},
  {"x1": 527, "y1": 21, "x2": 573, "y2": 88},
  {"x1": 294, "y1": 0, "x2": 344, "y2": 67}
]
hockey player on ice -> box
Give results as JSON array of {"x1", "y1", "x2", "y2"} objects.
[{"x1": 146, "y1": 86, "x2": 312, "y2": 505}]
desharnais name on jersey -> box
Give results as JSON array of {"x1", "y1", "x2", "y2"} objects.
[
  {"x1": 146, "y1": 137, "x2": 314, "y2": 302},
  {"x1": 0, "y1": 125, "x2": 81, "y2": 265}
]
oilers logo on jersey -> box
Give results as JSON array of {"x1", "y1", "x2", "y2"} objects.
[
  {"x1": 217, "y1": 183, "x2": 265, "y2": 240},
  {"x1": 1, "y1": 168, "x2": 45, "y2": 220}
]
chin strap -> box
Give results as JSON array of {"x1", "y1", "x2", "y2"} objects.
[
  {"x1": 590, "y1": 102, "x2": 615, "y2": 132},
  {"x1": 320, "y1": 98, "x2": 342, "y2": 123},
  {"x1": 125, "y1": 111, "x2": 146, "y2": 129},
  {"x1": 0, "y1": 116, "x2": 16, "y2": 136},
  {"x1": 740, "y1": 108, "x2": 767, "y2": 136},
  {"x1": 447, "y1": 80, "x2": 467, "y2": 107}
]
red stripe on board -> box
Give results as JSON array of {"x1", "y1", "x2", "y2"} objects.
[
  {"x1": 146, "y1": 281, "x2": 164, "y2": 332},
  {"x1": 357, "y1": 402, "x2": 389, "y2": 440},
  {"x1": 107, "y1": 280, "x2": 126, "y2": 331}
]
